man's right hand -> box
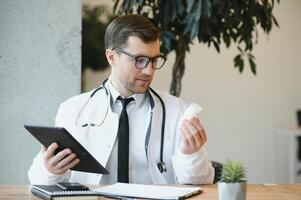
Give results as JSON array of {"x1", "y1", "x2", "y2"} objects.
[{"x1": 42, "y1": 143, "x2": 80, "y2": 175}]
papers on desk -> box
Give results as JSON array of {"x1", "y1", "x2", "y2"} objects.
[{"x1": 93, "y1": 183, "x2": 202, "y2": 200}]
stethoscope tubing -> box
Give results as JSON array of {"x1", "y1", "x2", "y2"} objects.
[
  {"x1": 149, "y1": 87, "x2": 167, "y2": 173},
  {"x1": 79, "y1": 79, "x2": 167, "y2": 173}
]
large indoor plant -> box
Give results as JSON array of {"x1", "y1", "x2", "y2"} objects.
[
  {"x1": 113, "y1": 0, "x2": 280, "y2": 96},
  {"x1": 218, "y1": 160, "x2": 246, "y2": 200}
]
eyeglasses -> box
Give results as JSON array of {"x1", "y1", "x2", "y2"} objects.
[{"x1": 112, "y1": 47, "x2": 167, "y2": 70}]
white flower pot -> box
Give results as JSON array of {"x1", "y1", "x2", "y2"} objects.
[{"x1": 218, "y1": 182, "x2": 246, "y2": 200}]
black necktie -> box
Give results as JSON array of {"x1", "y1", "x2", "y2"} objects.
[{"x1": 117, "y1": 96, "x2": 134, "y2": 183}]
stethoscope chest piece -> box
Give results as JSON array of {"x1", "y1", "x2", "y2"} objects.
[{"x1": 157, "y1": 162, "x2": 167, "y2": 173}]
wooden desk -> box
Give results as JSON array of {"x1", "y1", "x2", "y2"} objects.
[{"x1": 0, "y1": 184, "x2": 300, "y2": 200}]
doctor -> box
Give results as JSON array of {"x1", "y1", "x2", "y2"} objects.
[{"x1": 28, "y1": 14, "x2": 214, "y2": 185}]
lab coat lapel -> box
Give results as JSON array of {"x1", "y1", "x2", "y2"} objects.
[
  {"x1": 70, "y1": 91, "x2": 119, "y2": 183},
  {"x1": 84, "y1": 111, "x2": 118, "y2": 168}
]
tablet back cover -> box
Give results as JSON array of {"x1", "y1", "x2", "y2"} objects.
[{"x1": 25, "y1": 125, "x2": 109, "y2": 174}]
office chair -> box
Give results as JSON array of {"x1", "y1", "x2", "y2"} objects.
[{"x1": 212, "y1": 161, "x2": 223, "y2": 183}]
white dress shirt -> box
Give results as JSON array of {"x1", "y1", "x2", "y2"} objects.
[{"x1": 100, "y1": 78, "x2": 152, "y2": 184}]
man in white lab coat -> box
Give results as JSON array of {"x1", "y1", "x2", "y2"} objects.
[{"x1": 28, "y1": 14, "x2": 214, "y2": 185}]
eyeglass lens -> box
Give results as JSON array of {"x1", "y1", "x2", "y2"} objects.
[{"x1": 136, "y1": 56, "x2": 165, "y2": 69}]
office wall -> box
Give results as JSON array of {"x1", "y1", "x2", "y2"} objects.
[
  {"x1": 0, "y1": 0, "x2": 81, "y2": 184},
  {"x1": 154, "y1": 1, "x2": 301, "y2": 183},
  {"x1": 84, "y1": 0, "x2": 301, "y2": 183}
]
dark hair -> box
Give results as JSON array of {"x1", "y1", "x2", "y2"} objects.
[{"x1": 104, "y1": 14, "x2": 160, "y2": 49}]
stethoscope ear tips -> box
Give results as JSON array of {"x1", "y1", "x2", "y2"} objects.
[{"x1": 157, "y1": 162, "x2": 167, "y2": 173}]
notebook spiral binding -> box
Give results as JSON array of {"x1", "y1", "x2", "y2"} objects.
[{"x1": 53, "y1": 190, "x2": 96, "y2": 196}]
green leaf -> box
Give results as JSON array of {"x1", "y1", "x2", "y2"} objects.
[
  {"x1": 206, "y1": 0, "x2": 212, "y2": 17},
  {"x1": 213, "y1": 40, "x2": 220, "y2": 53},
  {"x1": 195, "y1": 0, "x2": 203, "y2": 21},
  {"x1": 190, "y1": 22, "x2": 199, "y2": 40},
  {"x1": 249, "y1": 57, "x2": 257, "y2": 75},
  {"x1": 171, "y1": 1, "x2": 177, "y2": 21},
  {"x1": 248, "y1": 53, "x2": 255, "y2": 59},
  {"x1": 183, "y1": 15, "x2": 195, "y2": 36},
  {"x1": 239, "y1": 59, "x2": 244, "y2": 73},
  {"x1": 113, "y1": 0, "x2": 120, "y2": 13},
  {"x1": 234, "y1": 54, "x2": 244, "y2": 73},
  {"x1": 221, "y1": 160, "x2": 246, "y2": 183},
  {"x1": 234, "y1": 55, "x2": 241, "y2": 66},
  {"x1": 138, "y1": 0, "x2": 145, "y2": 6},
  {"x1": 272, "y1": 15, "x2": 279, "y2": 27},
  {"x1": 223, "y1": 33, "x2": 230, "y2": 48},
  {"x1": 187, "y1": 0, "x2": 196, "y2": 13},
  {"x1": 175, "y1": 0, "x2": 184, "y2": 16}
]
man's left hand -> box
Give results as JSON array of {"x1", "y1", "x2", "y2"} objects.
[{"x1": 179, "y1": 117, "x2": 207, "y2": 154}]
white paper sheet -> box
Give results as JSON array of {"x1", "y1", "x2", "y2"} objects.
[{"x1": 93, "y1": 183, "x2": 202, "y2": 199}]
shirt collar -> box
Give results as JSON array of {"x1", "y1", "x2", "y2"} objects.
[{"x1": 106, "y1": 76, "x2": 147, "y2": 107}]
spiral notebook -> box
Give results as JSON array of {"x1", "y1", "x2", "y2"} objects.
[{"x1": 31, "y1": 185, "x2": 99, "y2": 200}]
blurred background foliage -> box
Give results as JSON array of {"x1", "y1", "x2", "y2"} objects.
[
  {"x1": 82, "y1": 5, "x2": 114, "y2": 72},
  {"x1": 82, "y1": 0, "x2": 280, "y2": 96}
]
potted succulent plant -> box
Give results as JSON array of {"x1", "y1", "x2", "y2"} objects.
[{"x1": 218, "y1": 160, "x2": 246, "y2": 200}]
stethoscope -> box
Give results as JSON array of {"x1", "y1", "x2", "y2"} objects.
[{"x1": 75, "y1": 79, "x2": 167, "y2": 173}]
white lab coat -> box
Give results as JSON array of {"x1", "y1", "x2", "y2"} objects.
[{"x1": 28, "y1": 88, "x2": 214, "y2": 185}]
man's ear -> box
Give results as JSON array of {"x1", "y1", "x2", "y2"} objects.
[{"x1": 105, "y1": 49, "x2": 115, "y2": 66}]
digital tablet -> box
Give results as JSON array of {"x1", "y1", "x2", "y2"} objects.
[{"x1": 24, "y1": 125, "x2": 109, "y2": 174}]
